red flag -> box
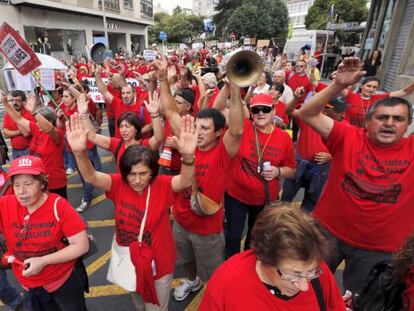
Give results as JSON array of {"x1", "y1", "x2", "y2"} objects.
[{"x1": 0, "y1": 22, "x2": 41, "y2": 75}]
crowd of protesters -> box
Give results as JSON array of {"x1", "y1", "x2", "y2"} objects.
[{"x1": 0, "y1": 40, "x2": 414, "y2": 311}]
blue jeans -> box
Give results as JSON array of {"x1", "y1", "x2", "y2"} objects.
[
  {"x1": 0, "y1": 270, "x2": 23, "y2": 310},
  {"x1": 64, "y1": 139, "x2": 75, "y2": 170},
  {"x1": 281, "y1": 154, "x2": 330, "y2": 212},
  {"x1": 12, "y1": 147, "x2": 29, "y2": 160},
  {"x1": 69, "y1": 146, "x2": 102, "y2": 203}
]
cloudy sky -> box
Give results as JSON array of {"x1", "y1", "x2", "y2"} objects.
[{"x1": 154, "y1": 0, "x2": 193, "y2": 13}]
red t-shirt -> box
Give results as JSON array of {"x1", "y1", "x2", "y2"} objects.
[
  {"x1": 287, "y1": 73, "x2": 314, "y2": 105},
  {"x1": 274, "y1": 101, "x2": 289, "y2": 125},
  {"x1": 174, "y1": 137, "x2": 232, "y2": 235},
  {"x1": 296, "y1": 118, "x2": 329, "y2": 161},
  {"x1": 199, "y1": 250, "x2": 345, "y2": 311},
  {"x1": 108, "y1": 137, "x2": 149, "y2": 171},
  {"x1": 227, "y1": 120, "x2": 296, "y2": 205},
  {"x1": 29, "y1": 122, "x2": 67, "y2": 190},
  {"x1": 345, "y1": 91, "x2": 390, "y2": 127},
  {"x1": 4, "y1": 110, "x2": 34, "y2": 149},
  {"x1": 314, "y1": 121, "x2": 414, "y2": 252},
  {"x1": 136, "y1": 65, "x2": 150, "y2": 75},
  {"x1": 0, "y1": 194, "x2": 85, "y2": 289},
  {"x1": 315, "y1": 82, "x2": 328, "y2": 93},
  {"x1": 105, "y1": 174, "x2": 176, "y2": 279},
  {"x1": 403, "y1": 268, "x2": 414, "y2": 311},
  {"x1": 111, "y1": 96, "x2": 142, "y2": 138},
  {"x1": 192, "y1": 85, "x2": 219, "y2": 115}
]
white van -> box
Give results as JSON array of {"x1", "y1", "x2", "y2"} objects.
[{"x1": 283, "y1": 29, "x2": 335, "y2": 61}]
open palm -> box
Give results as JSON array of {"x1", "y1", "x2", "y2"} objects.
[
  {"x1": 66, "y1": 114, "x2": 88, "y2": 153},
  {"x1": 173, "y1": 115, "x2": 198, "y2": 157}
]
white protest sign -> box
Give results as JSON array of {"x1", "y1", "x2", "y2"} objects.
[
  {"x1": 82, "y1": 77, "x2": 139, "y2": 103},
  {"x1": 39, "y1": 70, "x2": 55, "y2": 90},
  {"x1": 143, "y1": 49, "x2": 157, "y2": 61}
]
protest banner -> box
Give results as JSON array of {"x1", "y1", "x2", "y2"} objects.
[
  {"x1": 0, "y1": 22, "x2": 41, "y2": 75},
  {"x1": 143, "y1": 49, "x2": 157, "y2": 61},
  {"x1": 82, "y1": 77, "x2": 139, "y2": 103}
]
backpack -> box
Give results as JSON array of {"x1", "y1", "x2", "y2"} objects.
[{"x1": 352, "y1": 260, "x2": 405, "y2": 311}]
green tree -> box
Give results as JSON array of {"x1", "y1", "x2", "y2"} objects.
[
  {"x1": 305, "y1": 0, "x2": 368, "y2": 30},
  {"x1": 213, "y1": 0, "x2": 245, "y2": 36},
  {"x1": 148, "y1": 6, "x2": 205, "y2": 44},
  {"x1": 225, "y1": 0, "x2": 288, "y2": 39}
]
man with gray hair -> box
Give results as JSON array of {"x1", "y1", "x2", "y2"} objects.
[
  {"x1": 294, "y1": 57, "x2": 414, "y2": 294},
  {"x1": 272, "y1": 70, "x2": 293, "y2": 104}
]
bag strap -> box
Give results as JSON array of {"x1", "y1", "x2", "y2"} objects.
[
  {"x1": 114, "y1": 139, "x2": 123, "y2": 160},
  {"x1": 253, "y1": 125, "x2": 270, "y2": 205},
  {"x1": 311, "y1": 277, "x2": 326, "y2": 311},
  {"x1": 138, "y1": 185, "x2": 151, "y2": 245},
  {"x1": 53, "y1": 197, "x2": 62, "y2": 222}
]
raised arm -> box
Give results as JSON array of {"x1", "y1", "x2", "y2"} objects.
[
  {"x1": 223, "y1": 84, "x2": 244, "y2": 158},
  {"x1": 66, "y1": 113, "x2": 112, "y2": 192},
  {"x1": 95, "y1": 66, "x2": 114, "y2": 104},
  {"x1": 285, "y1": 87, "x2": 304, "y2": 117},
  {"x1": 77, "y1": 94, "x2": 111, "y2": 150},
  {"x1": 212, "y1": 83, "x2": 230, "y2": 111},
  {"x1": 296, "y1": 57, "x2": 365, "y2": 139},
  {"x1": 153, "y1": 54, "x2": 182, "y2": 137},
  {"x1": 144, "y1": 92, "x2": 164, "y2": 151},
  {"x1": 171, "y1": 115, "x2": 198, "y2": 193},
  {"x1": 390, "y1": 80, "x2": 414, "y2": 98}
]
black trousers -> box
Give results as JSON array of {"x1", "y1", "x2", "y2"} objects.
[{"x1": 26, "y1": 260, "x2": 88, "y2": 311}]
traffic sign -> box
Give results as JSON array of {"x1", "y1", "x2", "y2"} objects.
[{"x1": 159, "y1": 31, "x2": 167, "y2": 41}]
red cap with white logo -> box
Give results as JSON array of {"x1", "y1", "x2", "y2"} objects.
[{"x1": 8, "y1": 156, "x2": 46, "y2": 177}]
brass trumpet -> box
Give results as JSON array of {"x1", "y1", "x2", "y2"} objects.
[{"x1": 226, "y1": 50, "x2": 264, "y2": 87}]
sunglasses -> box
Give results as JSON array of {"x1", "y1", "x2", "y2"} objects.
[
  {"x1": 251, "y1": 106, "x2": 273, "y2": 114},
  {"x1": 296, "y1": 65, "x2": 305, "y2": 68}
]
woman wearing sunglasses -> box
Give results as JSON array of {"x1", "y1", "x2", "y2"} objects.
[
  {"x1": 224, "y1": 93, "x2": 296, "y2": 259},
  {"x1": 200, "y1": 206, "x2": 345, "y2": 311},
  {"x1": 0, "y1": 156, "x2": 89, "y2": 310}
]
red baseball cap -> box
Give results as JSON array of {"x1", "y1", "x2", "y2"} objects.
[
  {"x1": 8, "y1": 156, "x2": 46, "y2": 177},
  {"x1": 250, "y1": 93, "x2": 273, "y2": 108}
]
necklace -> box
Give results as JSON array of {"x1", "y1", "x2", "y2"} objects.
[{"x1": 255, "y1": 125, "x2": 275, "y2": 174}]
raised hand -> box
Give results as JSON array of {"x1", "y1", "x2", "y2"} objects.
[
  {"x1": 66, "y1": 113, "x2": 89, "y2": 153},
  {"x1": 77, "y1": 93, "x2": 89, "y2": 115},
  {"x1": 172, "y1": 115, "x2": 198, "y2": 157},
  {"x1": 151, "y1": 53, "x2": 168, "y2": 75},
  {"x1": 144, "y1": 91, "x2": 160, "y2": 115},
  {"x1": 293, "y1": 86, "x2": 305, "y2": 99},
  {"x1": 334, "y1": 57, "x2": 366, "y2": 88},
  {"x1": 24, "y1": 92, "x2": 38, "y2": 113}
]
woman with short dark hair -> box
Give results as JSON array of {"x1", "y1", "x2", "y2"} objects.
[
  {"x1": 200, "y1": 205, "x2": 345, "y2": 310},
  {"x1": 67, "y1": 113, "x2": 197, "y2": 311}
]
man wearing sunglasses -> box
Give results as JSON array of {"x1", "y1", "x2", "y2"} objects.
[
  {"x1": 224, "y1": 93, "x2": 296, "y2": 259},
  {"x1": 286, "y1": 60, "x2": 315, "y2": 141}
]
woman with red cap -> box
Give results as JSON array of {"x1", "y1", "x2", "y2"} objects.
[
  {"x1": 66, "y1": 113, "x2": 198, "y2": 311},
  {"x1": 0, "y1": 156, "x2": 89, "y2": 310},
  {"x1": 1, "y1": 92, "x2": 67, "y2": 199},
  {"x1": 224, "y1": 93, "x2": 296, "y2": 259}
]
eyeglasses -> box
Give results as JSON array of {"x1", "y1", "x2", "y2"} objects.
[
  {"x1": 276, "y1": 267, "x2": 323, "y2": 282},
  {"x1": 251, "y1": 106, "x2": 273, "y2": 114},
  {"x1": 296, "y1": 65, "x2": 305, "y2": 68},
  {"x1": 21, "y1": 214, "x2": 30, "y2": 240}
]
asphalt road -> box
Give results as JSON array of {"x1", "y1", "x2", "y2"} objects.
[{"x1": 0, "y1": 117, "x2": 203, "y2": 311}]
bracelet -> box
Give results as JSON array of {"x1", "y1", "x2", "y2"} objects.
[
  {"x1": 181, "y1": 156, "x2": 195, "y2": 166},
  {"x1": 276, "y1": 167, "x2": 281, "y2": 177},
  {"x1": 150, "y1": 113, "x2": 160, "y2": 118}
]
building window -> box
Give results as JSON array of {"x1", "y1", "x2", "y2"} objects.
[
  {"x1": 123, "y1": 0, "x2": 133, "y2": 9},
  {"x1": 141, "y1": 0, "x2": 153, "y2": 19},
  {"x1": 99, "y1": 0, "x2": 120, "y2": 12}
]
